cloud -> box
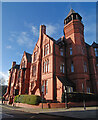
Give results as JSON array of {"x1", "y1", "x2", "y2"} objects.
[
  {"x1": 9, "y1": 31, "x2": 35, "y2": 48},
  {"x1": 17, "y1": 32, "x2": 34, "y2": 47},
  {"x1": 6, "y1": 45, "x2": 12, "y2": 49},
  {"x1": 0, "y1": 71, "x2": 9, "y2": 85},
  {"x1": 45, "y1": 24, "x2": 57, "y2": 36},
  {"x1": 32, "y1": 26, "x2": 39, "y2": 36},
  {"x1": 24, "y1": 22, "x2": 39, "y2": 36}
]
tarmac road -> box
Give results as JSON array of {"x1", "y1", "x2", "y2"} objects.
[{"x1": 0, "y1": 104, "x2": 83, "y2": 120}]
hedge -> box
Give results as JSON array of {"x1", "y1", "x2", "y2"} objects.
[
  {"x1": 61, "y1": 92, "x2": 98, "y2": 103},
  {"x1": 14, "y1": 95, "x2": 41, "y2": 105}
]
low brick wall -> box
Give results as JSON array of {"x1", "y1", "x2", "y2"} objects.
[
  {"x1": 14, "y1": 102, "x2": 65, "y2": 109},
  {"x1": 39, "y1": 103, "x2": 65, "y2": 108},
  {"x1": 14, "y1": 103, "x2": 40, "y2": 108},
  {"x1": 68, "y1": 101, "x2": 98, "y2": 108},
  {"x1": 3, "y1": 101, "x2": 9, "y2": 105},
  {"x1": 4, "y1": 101, "x2": 98, "y2": 109}
]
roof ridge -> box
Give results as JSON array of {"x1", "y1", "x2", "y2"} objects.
[{"x1": 67, "y1": 8, "x2": 76, "y2": 18}]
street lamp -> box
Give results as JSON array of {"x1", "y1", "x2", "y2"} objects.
[
  {"x1": 42, "y1": 92, "x2": 44, "y2": 109},
  {"x1": 82, "y1": 83, "x2": 86, "y2": 110},
  {"x1": 41, "y1": 86, "x2": 44, "y2": 109},
  {"x1": 64, "y1": 86, "x2": 68, "y2": 109}
]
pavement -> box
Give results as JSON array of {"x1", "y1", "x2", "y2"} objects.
[{"x1": 0, "y1": 103, "x2": 98, "y2": 120}]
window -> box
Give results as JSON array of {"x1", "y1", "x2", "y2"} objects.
[
  {"x1": 42, "y1": 80, "x2": 48, "y2": 94},
  {"x1": 43, "y1": 60, "x2": 49, "y2": 73},
  {"x1": 60, "y1": 48, "x2": 63, "y2": 56},
  {"x1": 44, "y1": 44, "x2": 49, "y2": 56},
  {"x1": 32, "y1": 65, "x2": 36, "y2": 76},
  {"x1": 43, "y1": 62, "x2": 46, "y2": 73},
  {"x1": 34, "y1": 51, "x2": 37, "y2": 61},
  {"x1": 31, "y1": 82, "x2": 34, "y2": 89},
  {"x1": 71, "y1": 62, "x2": 74, "y2": 72},
  {"x1": 82, "y1": 47, "x2": 85, "y2": 55},
  {"x1": 84, "y1": 62, "x2": 87, "y2": 72},
  {"x1": 94, "y1": 48, "x2": 98, "y2": 57},
  {"x1": 18, "y1": 70, "x2": 21, "y2": 79},
  {"x1": 46, "y1": 80, "x2": 48, "y2": 94},
  {"x1": 67, "y1": 87, "x2": 73, "y2": 93},
  {"x1": 87, "y1": 87, "x2": 90, "y2": 93},
  {"x1": 22, "y1": 61, "x2": 25, "y2": 68},
  {"x1": 42, "y1": 80, "x2": 45, "y2": 93},
  {"x1": 82, "y1": 83, "x2": 84, "y2": 91},
  {"x1": 70, "y1": 47, "x2": 72, "y2": 55},
  {"x1": 60, "y1": 63, "x2": 64, "y2": 73}
]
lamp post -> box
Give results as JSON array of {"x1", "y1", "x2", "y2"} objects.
[
  {"x1": 64, "y1": 86, "x2": 68, "y2": 109},
  {"x1": 41, "y1": 85, "x2": 44, "y2": 109},
  {"x1": 42, "y1": 92, "x2": 44, "y2": 109},
  {"x1": 82, "y1": 83, "x2": 86, "y2": 110}
]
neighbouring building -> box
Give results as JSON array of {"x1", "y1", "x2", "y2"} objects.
[
  {"x1": 4, "y1": 52, "x2": 31, "y2": 102},
  {"x1": 4, "y1": 8, "x2": 98, "y2": 102}
]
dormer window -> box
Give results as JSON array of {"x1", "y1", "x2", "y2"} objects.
[
  {"x1": 44, "y1": 44, "x2": 49, "y2": 56},
  {"x1": 94, "y1": 48, "x2": 98, "y2": 57}
]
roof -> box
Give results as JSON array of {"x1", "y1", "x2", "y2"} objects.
[
  {"x1": 67, "y1": 8, "x2": 76, "y2": 18},
  {"x1": 57, "y1": 76, "x2": 75, "y2": 87},
  {"x1": 25, "y1": 52, "x2": 32, "y2": 63},
  {"x1": 56, "y1": 36, "x2": 65, "y2": 44},
  {"x1": 46, "y1": 34, "x2": 56, "y2": 42},
  {"x1": 9, "y1": 64, "x2": 20, "y2": 71},
  {"x1": 85, "y1": 42, "x2": 91, "y2": 47},
  {"x1": 91, "y1": 42, "x2": 98, "y2": 48}
]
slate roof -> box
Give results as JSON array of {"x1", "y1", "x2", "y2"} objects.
[
  {"x1": 67, "y1": 8, "x2": 76, "y2": 18},
  {"x1": 91, "y1": 42, "x2": 98, "y2": 48},
  {"x1": 57, "y1": 76, "x2": 75, "y2": 87},
  {"x1": 25, "y1": 52, "x2": 32, "y2": 63},
  {"x1": 46, "y1": 34, "x2": 56, "y2": 42},
  {"x1": 9, "y1": 64, "x2": 20, "y2": 71}
]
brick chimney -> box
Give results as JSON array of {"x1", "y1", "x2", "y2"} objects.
[
  {"x1": 12, "y1": 61, "x2": 16, "y2": 67},
  {"x1": 39, "y1": 25, "x2": 46, "y2": 36}
]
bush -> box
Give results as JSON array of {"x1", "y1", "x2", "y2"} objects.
[
  {"x1": 14, "y1": 95, "x2": 41, "y2": 105},
  {"x1": 61, "y1": 92, "x2": 97, "y2": 103}
]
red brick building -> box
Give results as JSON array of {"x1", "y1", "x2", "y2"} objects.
[
  {"x1": 4, "y1": 51, "x2": 31, "y2": 101},
  {"x1": 4, "y1": 9, "x2": 98, "y2": 102}
]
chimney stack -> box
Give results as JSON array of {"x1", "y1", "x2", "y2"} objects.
[
  {"x1": 12, "y1": 61, "x2": 16, "y2": 67},
  {"x1": 40, "y1": 25, "x2": 46, "y2": 35}
]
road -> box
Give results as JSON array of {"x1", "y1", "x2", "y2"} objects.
[{"x1": 0, "y1": 104, "x2": 83, "y2": 120}]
